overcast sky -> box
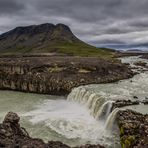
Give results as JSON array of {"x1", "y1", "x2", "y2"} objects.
[{"x1": 0, "y1": 0, "x2": 148, "y2": 49}]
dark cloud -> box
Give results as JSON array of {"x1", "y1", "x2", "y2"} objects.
[
  {"x1": 0, "y1": 0, "x2": 148, "y2": 50},
  {"x1": 0, "y1": 0, "x2": 25, "y2": 15}
]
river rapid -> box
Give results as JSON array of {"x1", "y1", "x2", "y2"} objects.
[{"x1": 0, "y1": 56, "x2": 147, "y2": 147}]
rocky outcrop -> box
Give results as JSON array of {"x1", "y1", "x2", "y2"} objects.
[
  {"x1": 133, "y1": 61, "x2": 147, "y2": 67},
  {"x1": 0, "y1": 112, "x2": 105, "y2": 148},
  {"x1": 117, "y1": 110, "x2": 148, "y2": 148},
  {"x1": 142, "y1": 100, "x2": 148, "y2": 105},
  {"x1": 112, "y1": 100, "x2": 140, "y2": 110},
  {"x1": 0, "y1": 56, "x2": 134, "y2": 95},
  {"x1": 112, "y1": 99, "x2": 148, "y2": 111},
  {"x1": 141, "y1": 54, "x2": 148, "y2": 59}
]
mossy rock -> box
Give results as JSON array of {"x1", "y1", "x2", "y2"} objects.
[
  {"x1": 120, "y1": 127, "x2": 124, "y2": 135},
  {"x1": 121, "y1": 135, "x2": 135, "y2": 148}
]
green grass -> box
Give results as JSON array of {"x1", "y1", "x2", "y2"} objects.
[
  {"x1": 36, "y1": 41, "x2": 115, "y2": 58},
  {"x1": 53, "y1": 42, "x2": 114, "y2": 57},
  {"x1": 0, "y1": 40, "x2": 115, "y2": 58}
]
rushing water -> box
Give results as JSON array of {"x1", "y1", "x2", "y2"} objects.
[
  {"x1": 0, "y1": 56, "x2": 147, "y2": 147},
  {"x1": 0, "y1": 91, "x2": 118, "y2": 147}
]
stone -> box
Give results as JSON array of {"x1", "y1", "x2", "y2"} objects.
[
  {"x1": 3, "y1": 112, "x2": 20, "y2": 124},
  {"x1": 117, "y1": 110, "x2": 148, "y2": 148}
]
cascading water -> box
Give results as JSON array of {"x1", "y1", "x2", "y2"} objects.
[
  {"x1": 95, "y1": 100, "x2": 115, "y2": 120},
  {"x1": 67, "y1": 56, "x2": 148, "y2": 132},
  {"x1": 67, "y1": 87, "x2": 109, "y2": 119},
  {"x1": 105, "y1": 108, "x2": 121, "y2": 130},
  {"x1": 67, "y1": 87, "x2": 118, "y2": 131}
]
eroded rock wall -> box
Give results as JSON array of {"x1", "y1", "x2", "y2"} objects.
[{"x1": 0, "y1": 56, "x2": 134, "y2": 95}]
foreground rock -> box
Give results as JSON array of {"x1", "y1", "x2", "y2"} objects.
[
  {"x1": 0, "y1": 56, "x2": 133, "y2": 95},
  {"x1": 117, "y1": 110, "x2": 148, "y2": 148},
  {"x1": 0, "y1": 112, "x2": 104, "y2": 148}
]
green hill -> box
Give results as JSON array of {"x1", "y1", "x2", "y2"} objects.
[{"x1": 0, "y1": 23, "x2": 115, "y2": 58}]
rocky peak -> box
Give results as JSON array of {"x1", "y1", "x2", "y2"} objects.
[
  {"x1": 55, "y1": 23, "x2": 71, "y2": 31},
  {"x1": 0, "y1": 23, "x2": 75, "y2": 39}
]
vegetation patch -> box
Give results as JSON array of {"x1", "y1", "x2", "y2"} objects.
[
  {"x1": 78, "y1": 68, "x2": 91, "y2": 73},
  {"x1": 48, "y1": 66, "x2": 64, "y2": 73}
]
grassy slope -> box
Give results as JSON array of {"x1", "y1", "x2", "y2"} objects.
[{"x1": 0, "y1": 41, "x2": 115, "y2": 58}]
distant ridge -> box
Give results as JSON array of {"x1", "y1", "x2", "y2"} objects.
[
  {"x1": 0, "y1": 23, "x2": 114, "y2": 57},
  {"x1": 125, "y1": 49, "x2": 148, "y2": 53}
]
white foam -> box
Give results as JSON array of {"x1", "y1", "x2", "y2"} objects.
[{"x1": 23, "y1": 99, "x2": 109, "y2": 144}]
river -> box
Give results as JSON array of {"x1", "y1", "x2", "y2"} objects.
[{"x1": 0, "y1": 56, "x2": 147, "y2": 147}]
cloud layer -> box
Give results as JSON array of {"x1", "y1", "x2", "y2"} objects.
[{"x1": 0, "y1": 0, "x2": 148, "y2": 49}]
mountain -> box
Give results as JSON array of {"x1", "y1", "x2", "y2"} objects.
[
  {"x1": 0, "y1": 23, "x2": 114, "y2": 57},
  {"x1": 126, "y1": 49, "x2": 148, "y2": 53}
]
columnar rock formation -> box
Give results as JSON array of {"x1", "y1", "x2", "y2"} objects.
[{"x1": 0, "y1": 56, "x2": 133, "y2": 95}]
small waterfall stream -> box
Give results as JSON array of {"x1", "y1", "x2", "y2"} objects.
[
  {"x1": 105, "y1": 108, "x2": 121, "y2": 130},
  {"x1": 95, "y1": 100, "x2": 114, "y2": 120}
]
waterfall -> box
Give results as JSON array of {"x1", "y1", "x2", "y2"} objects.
[
  {"x1": 67, "y1": 86, "x2": 120, "y2": 131},
  {"x1": 95, "y1": 101, "x2": 115, "y2": 120},
  {"x1": 67, "y1": 87, "x2": 115, "y2": 119},
  {"x1": 105, "y1": 108, "x2": 120, "y2": 130}
]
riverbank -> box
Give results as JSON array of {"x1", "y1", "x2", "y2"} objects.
[{"x1": 0, "y1": 56, "x2": 133, "y2": 95}]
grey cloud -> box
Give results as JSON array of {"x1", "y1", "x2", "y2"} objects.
[
  {"x1": 0, "y1": 0, "x2": 25, "y2": 15},
  {"x1": 0, "y1": 0, "x2": 148, "y2": 49}
]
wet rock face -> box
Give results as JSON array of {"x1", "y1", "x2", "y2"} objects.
[
  {"x1": 134, "y1": 61, "x2": 147, "y2": 67},
  {"x1": 141, "y1": 54, "x2": 148, "y2": 59},
  {"x1": 117, "y1": 110, "x2": 148, "y2": 148},
  {"x1": 0, "y1": 56, "x2": 134, "y2": 95},
  {"x1": 0, "y1": 112, "x2": 105, "y2": 148},
  {"x1": 142, "y1": 100, "x2": 148, "y2": 105}
]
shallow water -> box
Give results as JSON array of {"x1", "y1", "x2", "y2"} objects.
[{"x1": 0, "y1": 56, "x2": 147, "y2": 147}]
